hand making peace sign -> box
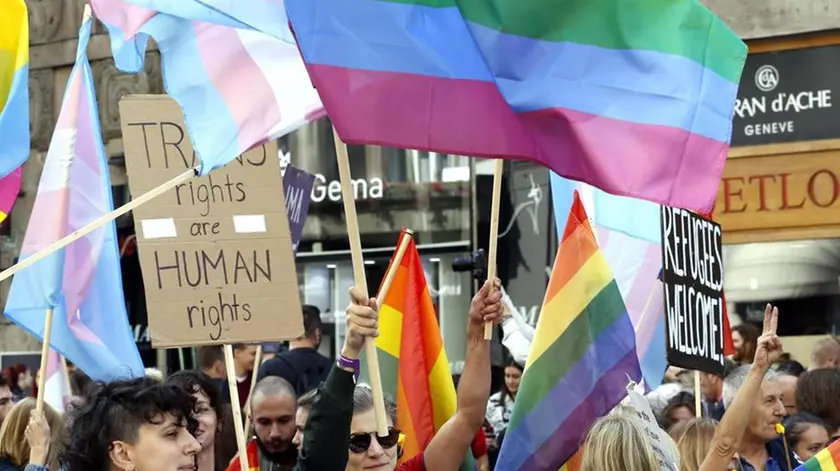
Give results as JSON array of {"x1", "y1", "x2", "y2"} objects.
[{"x1": 753, "y1": 303, "x2": 783, "y2": 370}]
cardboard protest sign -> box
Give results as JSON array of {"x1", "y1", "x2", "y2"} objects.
[
  {"x1": 119, "y1": 95, "x2": 303, "y2": 347},
  {"x1": 625, "y1": 383, "x2": 680, "y2": 471},
  {"x1": 282, "y1": 165, "x2": 315, "y2": 253},
  {"x1": 660, "y1": 207, "x2": 725, "y2": 375}
]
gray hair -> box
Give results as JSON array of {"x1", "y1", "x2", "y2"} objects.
[
  {"x1": 722, "y1": 365, "x2": 781, "y2": 409},
  {"x1": 354, "y1": 383, "x2": 397, "y2": 424}
]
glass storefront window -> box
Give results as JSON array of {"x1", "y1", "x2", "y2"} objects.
[
  {"x1": 724, "y1": 239, "x2": 840, "y2": 335},
  {"x1": 277, "y1": 118, "x2": 472, "y2": 251}
]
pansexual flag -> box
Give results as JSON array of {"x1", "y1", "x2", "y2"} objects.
[
  {"x1": 0, "y1": 0, "x2": 29, "y2": 178},
  {"x1": 90, "y1": 0, "x2": 324, "y2": 175},
  {"x1": 796, "y1": 438, "x2": 840, "y2": 470},
  {"x1": 285, "y1": 0, "x2": 748, "y2": 212},
  {"x1": 375, "y1": 229, "x2": 475, "y2": 469},
  {"x1": 496, "y1": 191, "x2": 641, "y2": 471},
  {"x1": 4, "y1": 16, "x2": 144, "y2": 382}
]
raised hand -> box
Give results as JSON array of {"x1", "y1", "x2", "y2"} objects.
[
  {"x1": 26, "y1": 410, "x2": 51, "y2": 466},
  {"x1": 343, "y1": 286, "x2": 379, "y2": 358},
  {"x1": 753, "y1": 303, "x2": 783, "y2": 370},
  {"x1": 469, "y1": 278, "x2": 503, "y2": 327}
]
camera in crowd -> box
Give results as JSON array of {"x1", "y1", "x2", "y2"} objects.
[{"x1": 451, "y1": 249, "x2": 487, "y2": 281}]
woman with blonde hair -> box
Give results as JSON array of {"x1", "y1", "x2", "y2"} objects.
[
  {"x1": 669, "y1": 417, "x2": 718, "y2": 471},
  {"x1": 580, "y1": 414, "x2": 677, "y2": 471},
  {"x1": 0, "y1": 398, "x2": 64, "y2": 471}
]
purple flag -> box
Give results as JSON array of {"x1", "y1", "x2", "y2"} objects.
[{"x1": 283, "y1": 164, "x2": 315, "y2": 253}]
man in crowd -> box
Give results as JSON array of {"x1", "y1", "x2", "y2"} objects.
[
  {"x1": 698, "y1": 359, "x2": 736, "y2": 421},
  {"x1": 0, "y1": 376, "x2": 12, "y2": 427},
  {"x1": 723, "y1": 365, "x2": 792, "y2": 470},
  {"x1": 808, "y1": 338, "x2": 840, "y2": 370},
  {"x1": 258, "y1": 305, "x2": 331, "y2": 396},
  {"x1": 198, "y1": 346, "x2": 227, "y2": 399},
  {"x1": 232, "y1": 343, "x2": 258, "y2": 409},
  {"x1": 778, "y1": 373, "x2": 798, "y2": 417},
  {"x1": 227, "y1": 376, "x2": 298, "y2": 471}
]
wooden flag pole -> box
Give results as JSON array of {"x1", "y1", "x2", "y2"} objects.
[
  {"x1": 376, "y1": 230, "x2": 414, "y2": 310},
  {"x1": 331, "y1": 127, "x2": 388, "y2": 437},
  {"x1": 694, "y1": 370, "x2": 702, "y2": 418},
  {"x1": 0, "y1": 168, "x2": 195, "y2": 285},
  {"x1": 484, "y1": 159, "x2": 504, "y2": 340},
  {"x1": 243, "y1": 345, "x2": 263, "y2": 438},
  {"x1": 224, "y1": 344, "x2": 249, "y2": 471},
  {"x1": 34, "y1": 308, "x2": 55, "y2": 413}
]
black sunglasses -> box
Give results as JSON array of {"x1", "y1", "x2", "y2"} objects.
[{"x1": 349, "y1": 427, "x2": 401, "y2": 454}]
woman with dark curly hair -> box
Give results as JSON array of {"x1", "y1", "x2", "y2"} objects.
[
  {"x1": 60, "y1": 377, "x2": 201, "y2": 471},
  {"x1": 166, "y1": 371, "x2": 231, "y2": 471}
]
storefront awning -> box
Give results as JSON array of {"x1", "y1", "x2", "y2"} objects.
[{"x1": 724, "y1": 240, "x2": 840, "y2": 303}]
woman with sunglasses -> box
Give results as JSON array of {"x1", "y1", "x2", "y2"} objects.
[{"x1": 294, "y1": 280, "x2": 502, "y2": 471}]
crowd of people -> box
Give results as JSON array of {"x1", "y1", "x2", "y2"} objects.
[{"x1": 0, "y1": 285, "x2": 839, "y2": 471}]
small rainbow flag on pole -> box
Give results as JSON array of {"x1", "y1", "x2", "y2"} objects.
[
  {"x1": 496, "y1": 190, "x2": 642, "y2": 471},
  {"x1": 285, "y1": 0, "x2": 747, "y2": 212},
  {"x1": 0, "y1": 0, "x2": 29, "y2": 178},
  {"x1": 795, "y1": 439, "x2": 840, "y2": 470},
  {"x1": 375, "y1": 229, "x2": 475, "y2": 469}
]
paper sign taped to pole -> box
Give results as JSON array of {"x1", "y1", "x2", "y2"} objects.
[
  {"x1": 625, "y1": 382, "x2": 680, "y2": 471},
  {"x1": 119, "y1": 95, "x2": 303, "y2": 347}
]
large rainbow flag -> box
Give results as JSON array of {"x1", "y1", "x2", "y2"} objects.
[
  {"x1": 496, "y1": 191, "x2": 642, "y2": 471},
  {"x1": 285, "y1": 0, "x2": 747, "y2": 212},
  {"x1": 796, "y1": 439, "x2": 840, "y2": 470},
  {"x1": 375, "y1": 229, "x2": 474, "y2": 469},
  {"x1": 0, "y1": 0, "x2": 29, "y2": 179}
]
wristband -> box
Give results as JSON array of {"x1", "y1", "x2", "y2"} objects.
[{"x1": 337, "y1": 354, "x2": 360, "y2": 383}]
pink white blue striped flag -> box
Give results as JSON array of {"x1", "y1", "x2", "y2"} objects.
[
  {"x1": 4, "y1": 17, "x2": 144, "y2": 381},
  {"x1": 89, "y1": 0, "x2": 324, "y2": 175},
  {"x1": 43, "y1": 349, "x2": 71, "y2": 413},
  {"x1": 550, "y1": 176, "x2": 667, "y2": 389}
]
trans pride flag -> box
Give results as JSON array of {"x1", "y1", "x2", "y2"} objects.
[
  {"x1": 496, "y1": 191, "x2": 641, "y2": 471},
  {"x1": 0, "y1": 0, "x2": 29, "y2": 178},
  {"x1": 4, "y1": 16, "x2": 144, "y2": 382},
  {"x1": 285, "y1": 0, "x2": 748, "y2": 212},
  {"x1": 90, "y1": 0, "x2": 324, "y2": 175}
]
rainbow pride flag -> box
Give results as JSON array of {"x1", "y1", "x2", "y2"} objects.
[
  {"x1": 285, "y1": 0, "x2": 747, "y2": 212},
  {"x1": 375, "y1": 229, "x2": 474, "y2": 469},
  {"x1": 496, "y1": 191, "x2": 642, "y2": 471},
  {"x1": 796, "y1": 439, "x2": 840, "y2": 470},
  {"x1": 0, "y1": 0, "x2": 29, "y2": 179}
]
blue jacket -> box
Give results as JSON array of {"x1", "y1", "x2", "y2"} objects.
[{"x1": 738, "y1": 437, "x2": 797, "y2": 471}]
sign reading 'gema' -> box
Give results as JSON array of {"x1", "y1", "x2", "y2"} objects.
[{"x1": 660, "y1": 207, "x2": 725, "y2": 375}]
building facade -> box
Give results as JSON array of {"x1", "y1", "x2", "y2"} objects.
[
  {"x1": 717, "y1": 31, "x2": 840, "y2": 337},
  {"x1": 1, "y1": 0, "x2": 838, "y2": 368}
]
